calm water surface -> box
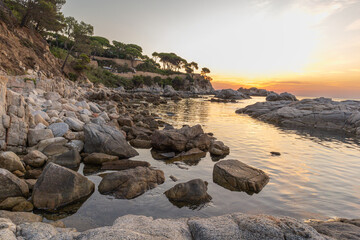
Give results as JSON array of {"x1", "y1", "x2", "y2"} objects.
[{"x1": 58, "y1": 97, "x2": 360, "y2": 231}]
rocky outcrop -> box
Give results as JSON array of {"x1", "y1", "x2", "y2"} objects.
[
  {"x1": 0, "y1": 213, "x2": 338, "y2": 240},
  {"x1": 237, "y1": 97, "x2": 360, "y2": 136},
  {"x1": 32, "y1": 163, "x2": 95, "y2": 210},
  {"x1": 164, "y1": 179, "x2": 212, "y2": 207},
  {"x1": 83, "y1": 123, "x2": 139, "y2": 158},
  {"x1": 98, "y1": 167, "x2": 165, "y2": 199},
  {"x1": 308, "y1": 219, "x2": 360, "y2": 239},
  {"x1": 213, "y1": 160, "x2": 270, "y2": 194},
  {"x1": 237, "y1": 87, "x2": 273, "y2": 96},
  {"x1": 214, "y1": 89, "x2": 251, "y2": 100},
  {"x1": 266, "y1": 92, "x2": 298, "y2": 101}
]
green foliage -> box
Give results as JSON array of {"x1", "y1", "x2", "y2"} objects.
[
  {"x1": 24, "y1": 77, "x2": 36, "y2": 85},
  {"x1": 85, "y1": 68, "x2": 133, "y2": 88},
  {"x1": 50, "y1": 46, "x2": 73, "y2": 60},
  {"x1": 71, "y1": 53, "x2": 90, "y2": 71},
  {"x1": 68, "y1": 72, "x2": 78, "y2": 81},
  {"x1": 172, "y1": 76, "x2": 185, "y2": 90}
]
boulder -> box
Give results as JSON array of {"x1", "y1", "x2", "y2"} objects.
[
  {"x1": 101, "y1": 160, "x2": 150, "y2": 171},
  {"x1": 0, "y1": 169, "x2": 29, "y2": 201},
  {"x1": 171, "y1": 148, "x2": 206, "y2": 165},
  {"x1": 164, "y1": 179, "x2": 212, "y2": 206},
  {"x1": 266, "y1": 92, "x2": 298, "y2": 101},
  {"x1": 0, "y1": 210, "x2": 42, "y2": 225},
  {"x1": 32, "y1": 162, "x2": 95, "y2": 210},
  {"x1": 309, "y1": 219, "x2": 360, "y2": 240},
  {"x1": 64, "y1": 117, "x2": 84, "y2": 131},
  {"x1": 83, "y1": 153, "x2": 118, "y2": 165},
  {"x1": 52, "y1": 149, "x2": 81, "y2": 169},
  {"x1": 213, "y1": 160, "x2": 269, "y2": 194},
  {"x1": 129, "y1": 139, "x2": 152, "y2": 149},
  {"x1": 0, "y1": 151, "x2": 25, "y2": 172},
  {"x1": 214, "y1": 89, "x2": 250, "y2": 100},
  {"x1": 23, "y1": 150, "x2": 47, "y2": 168},
  {"x1": 27, "y1": 129, "x2": 54, "y2": 147},
  {"x1": 66, "y1": 140, "x2": 84, "y2": 152},
  {"x1": 83, "y1": 123, "x2": 138, "y2": 158},
  {"x1": 48, "y1": 122, "x2": 69, "y2": 137},
  {"x1": 98, "y1": 167, "x2": 165, "y2": 199},
  {"x1": 209, "y1": 141, "x2": 230, "y2": 156}
]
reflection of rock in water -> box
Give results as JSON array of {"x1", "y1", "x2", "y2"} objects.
[
  {"x1": 164, "y1": 179, "x2": 212, "y2": 209},
  {"x1": 213, "y1": 160, "x2": 269, "y2": 195},
  {"x1": 34, "y1": 195, "x2": 92, "y2": 221}
]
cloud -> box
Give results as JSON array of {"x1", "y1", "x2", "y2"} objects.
[{"x1": 346, "y1": 19, "x2": 360, "y2": 31}]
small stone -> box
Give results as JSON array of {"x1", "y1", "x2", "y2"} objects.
[{"x1": 23, "y1": 150, "x2": 47, "y2": 168}]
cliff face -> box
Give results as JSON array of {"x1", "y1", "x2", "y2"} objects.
[{"x1": 0, "y1": 21, "x2": 62, "y2": 77}]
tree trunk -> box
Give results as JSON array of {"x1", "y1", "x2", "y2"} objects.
[{"x1": 61, "y1": 45, "x2": 74, "y2": 72}]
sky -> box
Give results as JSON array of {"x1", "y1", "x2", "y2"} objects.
[{"x1": 63, "y1": 0, "x2": 360, "y2": 98}]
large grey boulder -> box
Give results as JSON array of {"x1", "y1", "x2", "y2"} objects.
[
  {"x1": 32, "y1": 162, "x2": 95, "y2": 210},
  {"x1": 0, "y1": 151, "x2": 25, "y2": 172},
  {"x1": 164, "y1": 179, "x2": 212, "y2": 207},
  {"x1": 84, "y1": 123, "x2": 138, "y2": 158},
  {"x1": 213, "y1": 160, "x2": 269, "y2": 194},
  {"x1": 0, "y1": 169, "x2": 29, "y2": 201},
  {"x1": 98, "y1": 167, "x2": 165, "y2": 199},
  {"x1": 48, "y1": 122, "x2": 69, "y2": 137}
]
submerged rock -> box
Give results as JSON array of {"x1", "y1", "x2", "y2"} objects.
[
  {"x1": 32, "y1": 163, "x2": 95, "y2": 210},
  {"x1": 101, "y1": 160, "x2": 150, "y2": 171},
  {"x1": 83, "y1": 123, "x2": 139, "y2": 158},
  {"x1": 164, "y1": 179, "x2": 212, "y2": 207},
  {"x1": 98, "y1": 167, "x2": 165, "y2": 199},
  {"x1": 213, "y1": 160, "x2": 269, "y2": 194}
]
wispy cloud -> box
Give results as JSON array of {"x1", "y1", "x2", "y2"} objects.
[{"x1": 346, "y1": 19, "x2": 360, "y2": 31}]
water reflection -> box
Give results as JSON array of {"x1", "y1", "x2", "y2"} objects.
[{"x1": 59, "y1": 97, "x2": 360, "y2": 231}]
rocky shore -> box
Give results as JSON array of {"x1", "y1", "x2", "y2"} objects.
[
  {"x1": 0, "y1": 74, "x2": 359, "y2": 239},
  {"x1": 236, "y1": 97, "x2": 360, "y2": 136}
]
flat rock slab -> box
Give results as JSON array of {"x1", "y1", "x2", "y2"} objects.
[
  {"x1": 309, "y1": 219, "x2": 360, "y2": 240},
  {"x1": 213, "y1": 160, "x2": 269, "y2": 194},
  {"x1": 98, "y1": 167, "x2": 165, "y2": 199},
  {"x1": 101, "y1": 160, "x2": 150, "y2": 171},
  {"x1": 0, "y1": 210, "x2": 42, "y2": 225}
]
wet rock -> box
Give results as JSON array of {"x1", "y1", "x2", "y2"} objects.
[
  {"x1": 171, "y1": 148, "x2": 206, "y2": 164},
  {"x1": 84, "y1": 123, "x2": 139, "y2": 158},
  {"x1": 32, "y1": 162, "x2": 95, "y2": 210},
  {"x1": 0, "y1": 151, "x2": 25, "y2": 172},
  {"x1": 98, "y1": 167, "x2": 165, "y2": 199},
  {"x1": 52, "y1": 149, "x2": 81, "y2": 169},
  {"x1": 27, "y1": 129, "x2": 54, "y2": 147},
  {"x1": 83, "y1": 153, "x2": 118, "y2": 165},
  {"x1": 23, "y1": 150, "x2": 47, "y2": 168},
  {"x1": 0, "y1": 169, "x2": 29, "y2": 201},
  {"x1": 209, "y1": 141, "x2": 230, "y2": 156},
  {"x1": 48, "y1": 122, "x2": 69, "y2": 137},
  {"x1": 164, "y1": 179, "x2": 212, "y2": 207},
  {"x1": 213, "y1": 160, "x2": 269, "y2": 194},
  {"x1": 101, "y1": 160, "x2": 150, "y2": 171},
  {"x1": 0, "y1": 210, "x2": 43, "y2": 225},
  {"x1": 129, "y1": 138, "x2": 152, "y2": 149},
  {"x1": 271, "y1": 151, "x2": 281, "y2": 156}
]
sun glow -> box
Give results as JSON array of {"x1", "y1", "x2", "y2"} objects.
[{"x1": 227, "y1": 8, "x2": 318, "y2": 77}]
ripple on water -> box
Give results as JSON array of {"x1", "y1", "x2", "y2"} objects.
[{"x1": 58, "y1": 97, "x2": 360, "y2": 230}]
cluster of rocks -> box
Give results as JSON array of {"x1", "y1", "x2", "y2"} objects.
[
  {"x1": 266, "y1": 92, "x2": 298, "y2": 101},
  {"x1": 237, "y1": 87, "x2": 274, "y2": 96},
  {"x1": 237, "y1": 97, "x2": 360, "y2": 136},
  {"x1": 213, "y1": 89, "x2": 251, "y2": 101},
  {"x1": 1, "y1": 211, "x2": 359, "y2": 239}
]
